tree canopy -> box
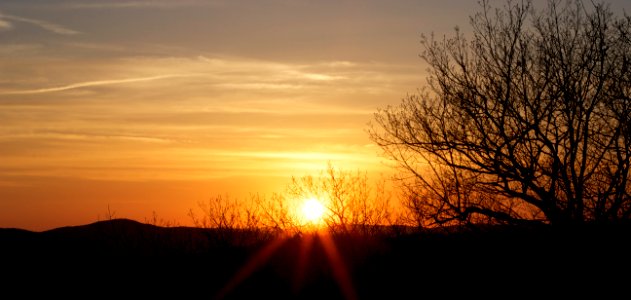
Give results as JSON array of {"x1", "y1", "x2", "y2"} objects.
[{"x1": 371, "y1": 0, "x2": 631, "y2": 226}]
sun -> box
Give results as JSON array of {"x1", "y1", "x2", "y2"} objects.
[{"x1": 301, "y1": 198, "x2": 325, "y2": 224}]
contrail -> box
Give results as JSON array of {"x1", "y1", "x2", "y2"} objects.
[
  {"x1": 0, "y1": 13, "x2": 80, "y2": 35},
  {"x1": 0, "y1": 74, "x2": 196, "y2": 95}
]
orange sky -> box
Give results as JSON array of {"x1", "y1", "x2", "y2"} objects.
[{"x1": 2, "y1": 0, "x2": 630, "y2": 230}]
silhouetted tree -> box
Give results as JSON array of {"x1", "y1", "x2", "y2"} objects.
[
  {"x1": 189, "y1": 195, "x2": 243, "y2": 230},
  {"x1": 253, "y1": 193, "x2": 301, "y2": 233},
  {"x1": 189, "y1": 165, "x2": 396, "y2": 235},
  {"x1": 371, "y1": 0, "x2": 631, "y2": 226},
  {"x1": 287, "y1": 164, "x2": 395, "y2": 234}
]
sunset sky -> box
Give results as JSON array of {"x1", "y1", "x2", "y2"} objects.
[{"x1": 2, "y1": 0, "x2": 630, "y2": 230}]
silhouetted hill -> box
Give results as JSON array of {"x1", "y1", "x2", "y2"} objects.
[
  {"x1": 2, "y1": 218, "x2": 277, "y2": 257},
  {"x1": 2, "y1": 220, "x2": 630, "y2": 298}
]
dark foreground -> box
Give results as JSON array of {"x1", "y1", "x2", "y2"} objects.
[{"x1": 2, "y1": 219, "x2": 630, "y2": 298}]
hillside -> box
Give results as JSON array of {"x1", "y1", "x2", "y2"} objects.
[{"x1": 1, "y1": 220, "x2": 630, "y2": 298}]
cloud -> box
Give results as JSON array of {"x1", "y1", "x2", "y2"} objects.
[
  {"x1": 0, "y1": 74, "x2": 197, "y2": 95},
  {"x1": 0, "y1": 54, "x2": 418, "y2": 115},
  {"x1": 0, "y1": 44, "x2": 42, "y2": 56},
  {"x1": 65, "y1": 1, "x2": 211, "y2": 9},
  {"x1": 0, "y1": 54, "x2": 404, "y2": 186},
  {"x1": 0, "y1": 18, "x2": 12, "y2": 30},
  {"x1": 0, "y1": 13, "x2": 80, "y2": 35}
]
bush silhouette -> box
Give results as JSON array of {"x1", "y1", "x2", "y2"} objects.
[{"x1": 189, "y1": 164, "x2": 397, "y2": 234}]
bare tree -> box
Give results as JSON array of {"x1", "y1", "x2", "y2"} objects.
[
  {"x1": 253, "y1": 193, "x2": 301, "y2": 233},
  {"x1": 371, "y1": 0, "x2": 631, "y2": 226},
  {"x1": 188, "y1": 195, "x2": 276, "y2": 245},
  {"x1": 287, "y1": 164, "x2": 395, "y2": 233},
  {"x1": 188, "y1": 195, "x2": 243, "y2": 230}
]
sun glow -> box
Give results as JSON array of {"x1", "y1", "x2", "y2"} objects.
[{"x1": 301, "y1": 198, "x2": 325, "y2": 224}]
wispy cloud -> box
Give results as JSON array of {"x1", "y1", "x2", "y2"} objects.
[
  {"x1": 0, "y1": 43, "x2": 41, "y2": 55},
  {"x1": 0, "y1": 74, "x2": 197, "y2": 95},
  {"x1": 0, "y1": 18, "x2": 12, "y2": 30},
  {"x1": 65, "y1": 0, "x2": 211, "y2": 9},
  {"x1": 0, "y1": 13, "x2": 79, "y2": 35}
]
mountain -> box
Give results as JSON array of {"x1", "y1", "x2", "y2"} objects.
[
  {"x1": 1, "y1": 219, "x2": 630, "y2": 298},
  {"x1": 1, "y1": 218, "x2": 272, "y2": 257}
]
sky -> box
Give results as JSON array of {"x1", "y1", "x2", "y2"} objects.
[{"x1": 1, "y1": 0, "x2": 630, "y2": 230}]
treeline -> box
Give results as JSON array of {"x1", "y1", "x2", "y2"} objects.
[{"x1": 187, "y1": 164, "x2": 417, "y2": 235}]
